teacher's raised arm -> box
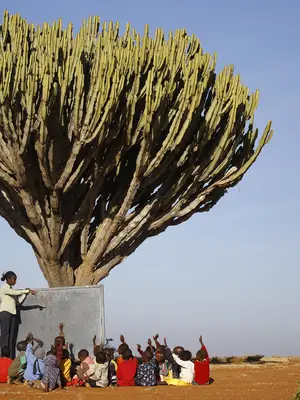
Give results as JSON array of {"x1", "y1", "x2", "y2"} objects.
[{"x1": 0, "y1": 271, "x2": 36, "y2": 358}]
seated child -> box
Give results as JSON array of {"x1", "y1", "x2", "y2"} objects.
[
  {"x1": 40, "y1": 348, "x2": 62, "y2": 392},
  {"x1": 0, "y1": 347, "x2": 12, "y2": 383},
  {"x1": 24, "y1": 336, "x2": 45, "y2": 383},
  {"x1": 86, "y1": 351, "x2": 109, "y2": 388},
  {"x1": 135, "y1": 350, "x2": 157, "y2": 387},
  {"x1": 93, "y1": 334, "x2": 103, "y2": 356},
  {"x1": 194, "y1": 335, "x2": 212, "y2": 385},
  {"x1": 8, "y1": 341, "x2": 27, "y2": 384},
  {"x1": 116, "y1": 349, "x2": 138, "y2": 387},
  {"x1": 164, "y1": 338, "x2": 194, "y2": 386},
  {"x1": 54, "y1": 323, "x2": 66, "y2": 365},
  {"x1": 76, "y1": 349, "x2": 95, "y2": 381},
  {"x1": 60, "y1": 349, "x2": 71, "y2": 384},
  {"x1": 154, "y1": 334, "x2": 183, "y2": 379},
  {"x1": 137, "y1": 338, "x2": 155, "y2": 358},
  {"x1": 116, "y1": 335, "x2": 129, "y2": 366},
  {"x1": 155, "y1": 349, "x2": 171, "y2": 383},
  {"x1": 104, "y1": 348, "x2": 117, "y2": 386}
]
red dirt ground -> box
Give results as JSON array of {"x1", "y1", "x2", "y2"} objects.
[{"x1": 0, "y1": 361, "x2": 299, "y2": 400}]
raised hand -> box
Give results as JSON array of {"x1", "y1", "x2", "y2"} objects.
[
  {"x1": 93, "y1": 335, "x2": 97, "y2": 346},
  {"x1": 137, "y1": 344, "x2": 141, "y2": 351},
  {"x1": 120, "y1": 334, "x2": 125, "y2": 343},
  {"x1": 147, "y1": 338, "x2": 152, "y2": 346},
  {"x1": 26, "y1": 332, "x2": 34, "y2": 343},
  {"x1": 199, "y1": 335, "x2": 203, "y2": 345},
  {"x1": 164, "y1": 337, "x2": 168, "y2": 347},
  {"x1": 153, "y1": 334, "x2": 159, "y2": 340}
]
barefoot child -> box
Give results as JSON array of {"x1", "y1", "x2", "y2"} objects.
[
  {"x1": 24, "y1": 333, "x2": 45, "y2": 383},
  {"x1": 8, "y1": 340, "x2": 27, "y2": 384},
  {"x1": 40, "y1": 348, "x2": 62, "y2": 392}
]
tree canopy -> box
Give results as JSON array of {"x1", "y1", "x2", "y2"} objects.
[{"x1": 0, "y1": 12, "x2": 273, "y2": 287}]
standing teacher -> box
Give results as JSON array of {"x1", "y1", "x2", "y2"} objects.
[{"x1": 0, "y1": 271, "x2": 36, "y2": 358}]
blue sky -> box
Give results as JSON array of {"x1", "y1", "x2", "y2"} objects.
[{"x1": 1, "y1": 0, "x2": 299, "y2": 356}]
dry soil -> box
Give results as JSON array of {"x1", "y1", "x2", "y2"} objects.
[{"x1": 0, "y1": 360, "x2": 299, "y2": 400}]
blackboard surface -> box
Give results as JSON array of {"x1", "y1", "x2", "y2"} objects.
[{"x1": 17, "y1": 285, "x2": 105, "y2": 358}]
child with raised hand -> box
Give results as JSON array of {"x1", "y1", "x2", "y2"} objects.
[
  {"x1": 135, "y1": 340, "x2": 157, "y2": 387},
  {"x1": 23, "y1": 333, "x2": 45, "y2": 384},
  {"x1": 53, "y1": 323, "x2": 67, "y2": 366},
  {"x1": 194, "y1": 335, "x2": 213, "y2": 385},
  {"x1": 164, "y1": 337, "x2": 194, "y2": 386},
  {"x1": 154, "y1": 334, "x2": 183, "y2": 379},
  {"x1": 155, "y1": 348, "x2": 170, "y2": 384},
  {"x1": 8, "y1": 340, "x2": 28, "y2": 384},
  {"x1": 86, "y1": 351, "x2": 109, "y2": 388},
  {"x1": 116, "y1": 334, "x2": 129, "y2": 366},
  {"x1": 116, "y1": 348, "x2": 138, "y2": 386},
  {"x1": 0, "y1": 347, "x2": 12, "y2": 383}
]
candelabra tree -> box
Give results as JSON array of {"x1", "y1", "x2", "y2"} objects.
[{"x1": 0, "y1": 12, "x2": 273, "y2": 287}]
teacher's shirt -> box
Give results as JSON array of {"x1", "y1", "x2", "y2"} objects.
[{"x1": 0, "y1": 283, "x2": 30, "y2": 315}]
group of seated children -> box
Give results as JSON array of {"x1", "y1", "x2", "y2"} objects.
[{"x1": 0, "y1": 325, "x2": 212, "y2": 391}]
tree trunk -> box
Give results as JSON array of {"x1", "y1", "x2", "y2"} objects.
[
  {"x1": 35, "y1": 255, "x2": 75, "y2": 287},
  {"x1": 35, "y1": 254, "x2": 115, "y2": 287}
]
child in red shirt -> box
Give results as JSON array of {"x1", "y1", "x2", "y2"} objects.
[
  {"x1": 0, "y1": 346, "x2": 12, "y2": 383},
  {"x1": 117, "y1": 349, "x2": 138, "y2": 386},
  {"x1": 194, "y1": 336, "x2": 213, "y2": 385}
]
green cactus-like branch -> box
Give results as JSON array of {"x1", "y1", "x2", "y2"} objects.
[{"x1": 0, "y1": 11, "x2": 273, "y2": 287}]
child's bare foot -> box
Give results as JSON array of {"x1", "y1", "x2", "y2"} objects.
[{"x1": 44, "y1": 383, "x2": 49, "y2": 392}]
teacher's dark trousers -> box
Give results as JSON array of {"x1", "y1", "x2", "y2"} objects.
[{"x1": 0, "y1": 311, "x2": 17, "y2": 359}]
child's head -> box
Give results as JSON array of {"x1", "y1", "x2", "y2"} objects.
[
  {"x1": 78, "y1": 349, "x2": 89, "y2": 363},
  {"x1": 118, "y1": 343, "x2": 129, "y2": 356},
  {"x1": 95, "y1": 351, "x2": 107, "y2": 364},
  {"x1": 63, "y1": 349, "x2": 70, "y2": 360},
  {"x1": 54, "y1": 336, "x2": 66, "y2": 347},
  {"x1": 196, "y1": 348, "x2": 208, "y2": 362},
  {"x1": 142, "y1": 350, "x2": 152, "y2": 363},
  {"x1": 48, "y1": 346, "x2": 57, "y2": 356},
  {"x1": 173, "y1": 346, "x2": 184, "y2": 355},
  {"x1": 156, "y1": 345, "x2": 166, "y2": 352},
  {"x1": 122, "y1": 349, "x2": 133, "y2": 361},
  {"x1": 155, "y1": 349, "x2": 166, "y2": 364},
  {"x1": 94, "y1": 345, "x2": 101, "y2": 357},
  {"x1": 17, "y1": 341, "x2": 27, "y2": 352},
  {"x1": 145, "y1": 346, "x2": 154, "y2": 355},
  {"x1": 179, "y1": 350, "x2": 192, "y2": 361},
  {"x1": 105, "y1": 348, "x2": 115, "y2": 361},
  {"x1": 34, "y1": 347, "x2": 46, "y2": 360},
  {"x1": 1, "y1": 346, "x2": 10, "y2": 358}
]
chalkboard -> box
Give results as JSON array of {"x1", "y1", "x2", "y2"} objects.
[{"x1": 17, "y1": 285, "x2": 105, "y2": 359}]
